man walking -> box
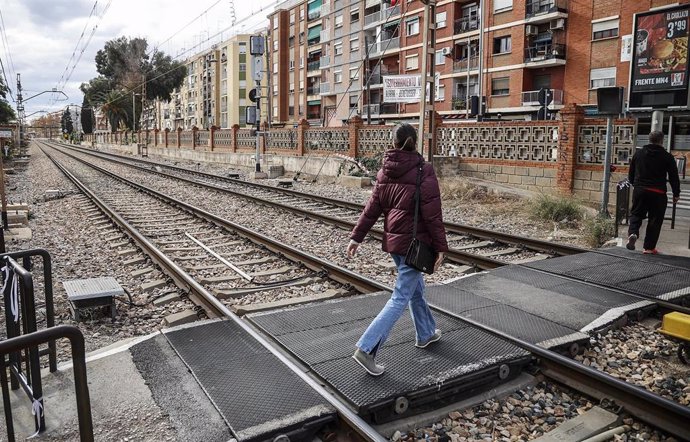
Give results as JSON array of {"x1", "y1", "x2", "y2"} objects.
[{"x1": 626, "y1": 131, "x2": 681, "y2": 254}]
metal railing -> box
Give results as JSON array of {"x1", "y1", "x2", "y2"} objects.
[
  {"x1": 454, "y1": 16, "x2": 479, "y2": 34},
  {"x1": 320, "y1": 82, "x2": 331, "y2": 94},
  {"x1": 453, "y1": 56, "x2": 479, "y2": 72},
  {"x1": 362, "y1": 103, "x2": 397, "y2": 116},
  {"x1": 521, "y1": 89, "x2": 564, "y2": 105},
  {"x1": 368, "y1": 37, "x2": 400, "y2": 55},
  {"x1": 364, "y1": 4, "x2": 401, "y2": 28},
  {"x1": 0, "y1": 326, "x2": 93, "y2": 442},
  {"x1": 319, "y1": 56, "x2": 330, "y2": 68},
  {"x1": 307, "y1": 85, "x2": 321, "y2": 95},
  {"x1": 524, "y1": 43, "x2": 566, "y2": 62},
  {"x1": 307, "y1": 60, "x2": 321, "y2": 72},
  {"x1": 526, "y1": 0, "x2": 567, "y2": 17}
]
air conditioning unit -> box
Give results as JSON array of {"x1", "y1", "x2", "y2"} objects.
[
  {"x1": 441, "y1": 47, "x2": 452, "y2": 56},
  {"x1": 525, "y1": 25, "x2": 539, "y2": 36},
  {"x1": 550, "y1": 18, "x2": 565, "y2": 30}
]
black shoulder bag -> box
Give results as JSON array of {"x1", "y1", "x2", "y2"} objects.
[{"x1": 404, "y1": 158, "x2": 437, "y2": 274}]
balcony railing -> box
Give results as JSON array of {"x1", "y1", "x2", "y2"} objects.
[
  {"x1": 364, "y1": 4, "x2": 401, "y2": 28},
  {"x1": 307, "y1": 85, "x2": 321, "y2": 95},
  {"x1": 454, "y1": 16, "x2": 479, "y2": 34},
  {"x1": 524, "y1": 43, "x2": 566, "y2": 62},
  {"x1": 521, "y1": 89, "x2": 564, "y2": 106},
  {"x1": 451, "y1": 96, "x2": 468, "y2": 111},
  {"x1": 320, "y1": 29, "x2": 330, "y2": 42},
  {"x1": 368, "y1": 37, "x2": 400, "y2": 55},
  {"x1": 320, "y1": 56, "x2": 330, "y2": 68},
  {"x1": 320, "y1": 82, "x2": 331, "y2": 94},
  {"x1": 321, "y1": 2, "x2": 330, "y2": 15},
  {"x1": 526, "y1": 0, "x2": 567, "y2": 18},
  {"x1": 453, "y1": 56, "x2": 479, "y2": 72},
  {"x1": 362, "y1": 103, "x2": 398, "y2": 116},
  {"x1": 307, "y1": 60, "x2": 321, "y2": 71},
  {"x1": 307, "y1": 37, "x2": 321, "y2": 46},
  {"x1": 367, "y1": 68, "x2": 399, "y2": 86}
]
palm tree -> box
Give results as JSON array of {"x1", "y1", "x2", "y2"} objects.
[{"x1": 95, "y1": 90, "x2": 129, "y2": 132}]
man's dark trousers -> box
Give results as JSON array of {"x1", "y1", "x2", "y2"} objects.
[{"x1": 628, "y1": 187, "x2": 667, "y2": 250}]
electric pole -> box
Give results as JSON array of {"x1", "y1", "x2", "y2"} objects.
[
  {"x1": 417, "y1": 0, "x2": 436, "y2": 161},
  {"x1": 250, "y1": 35, "x2": 266, "y2": 177}
]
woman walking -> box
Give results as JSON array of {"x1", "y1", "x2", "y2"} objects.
[{"x1": 346, "y1": 123, "x2": 448, "y2": 376}]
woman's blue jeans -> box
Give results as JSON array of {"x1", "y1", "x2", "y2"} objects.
[{"x1": 356, "y1": 254, "x2": 437, "y2": 355}]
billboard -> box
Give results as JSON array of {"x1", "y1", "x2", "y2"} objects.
[
  {"x1": 631, "y1": 4, "x2": 689, "y2": 93},
  {"x1": 383, "y1": 75, "x2": 422, "y2": 103}
]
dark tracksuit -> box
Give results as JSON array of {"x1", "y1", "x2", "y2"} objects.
[{"x1": 627, "y1": 143, "x2": 681, "y2": 250}]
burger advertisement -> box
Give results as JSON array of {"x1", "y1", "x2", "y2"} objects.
[{"x1": 631, "y1": 4, "x2": 689, "y2": 93}]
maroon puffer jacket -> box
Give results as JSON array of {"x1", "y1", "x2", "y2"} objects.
[{"x1": 350, "y1": 149, "x2": 448, "y2": 255}]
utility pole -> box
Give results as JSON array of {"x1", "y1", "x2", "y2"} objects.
[
  {"x1": 417, "y1": 0, "x2": 436, "y2": 161},
  {"x1": 476, "y1": 0, "x2": 485, "y2": 120},
  {"x1": 365, "y1": 36, "x2": 371, "y2": 125},
  {"x1": 265, "y1": 35, "x2": 272, "y2": 128},
  {"x1": 250, "y1": 35, "x2": 266, "y2": 178}
]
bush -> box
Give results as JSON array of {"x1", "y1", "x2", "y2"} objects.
[
  {"x1": 583, "y1": 215, "x2": 616, "y2": 248},
  {"x1": 439, "y1": 179, "x2": 503, "y2": 203},
  {"x1": 530, "y1": 194, "x2": 583, "y2": 224}
]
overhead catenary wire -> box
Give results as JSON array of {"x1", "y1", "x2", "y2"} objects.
[{"x1": 0, "y1": 6, "x2": 16, "y2": 101}]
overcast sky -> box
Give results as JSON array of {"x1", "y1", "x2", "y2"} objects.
[{"x1": 0, "y1": 0, "x2": 277, "y2": 121}]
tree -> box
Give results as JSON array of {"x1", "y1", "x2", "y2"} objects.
[
  {"x1": 81, "y1": 95, "x2": 93, "y2": 134},
  {"x1": 84, "y1": 36, "x2": 185, "y2": 132},
  {"x1": 0, "y1": 76, "x2": 16, "y2": 124},
  {"x1": 61, "y1": 109, "x2": 74, "y2": 135}
]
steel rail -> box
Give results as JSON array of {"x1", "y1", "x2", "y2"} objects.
[
  {"x1": 48, "y1": 142, "x2": 506, "y2": 270},
  {"x1": 39, "y1": 143, "x2": 387, "y2": 442},
  {"x1": 430, "y1": 303, "x2": 690, "y2": 440},
  {"x1": 52, "y1": 142, "x2": 584, "y2": 257}
]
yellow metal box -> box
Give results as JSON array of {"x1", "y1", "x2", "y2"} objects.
[{"x1": 658, "y1": 312, "x2": 690, "y2": 342}]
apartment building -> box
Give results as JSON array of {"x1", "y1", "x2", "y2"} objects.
[
  {"x1": 267, "y1": 0, "x2": 689, "y2": 137},
  {"x1": 157, "y1": 34, "x2": 266, "y2": 130}
]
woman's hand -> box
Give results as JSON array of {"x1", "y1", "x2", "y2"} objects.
[
  {"x1": 347, "y1": 240, "x2": 359, "y2": 258},
  {"x1": 434, "y1": 252, "x2": 444, "y2": 272}
]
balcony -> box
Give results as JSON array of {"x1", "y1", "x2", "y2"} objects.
[
  {"x1": 320, "y1": 28, "x2": 330, "y2": 42},
  {"x1": 362, "y1": 102, "x2": 398, "y2": 116},
  {"x1": 308, "y1": 10, "x2": 321, "y2": 21},
  {"x1": 367, "y1": 67, "x2": 399, "y2": 86},
  {"x1": 320, "y1": 82, "x2": 331, "y2": 94},
  {"x1": 524, "y1": 43, "x2": 566, "y2": 66},
  {"x1": 451, "y1": 96, "x2": 468, "y2": 111},
  {"x1": 320, "y1": 56, "x2": 330, "y2": 68},
  {"x1": 453, "y1": 56, "x2": 479, "y2": 72},
  {"x1": 521, "y1": 89, "x2": 564, "y2": 106},
  {"x1": 307, "y1": 60, "x2": 321, "y2": 72},
  {"x1": 526, "y1": 0, "x2": 567, "y2": 19},
  {"x1": 368, "y1": 37, "x2": 400, "y2": 56},
  {"x1": 307, "y1": 85, "x2": 321, "y2": 95},
  {"x1": 364, "y1": 4, "x2": 401, "y2": 29},
  {"x1": 321, "y1": 2, "x2": 330, "y2": 15},
  {"x1": 454, "y1": 16, "x2": 479, "y2": 34}
]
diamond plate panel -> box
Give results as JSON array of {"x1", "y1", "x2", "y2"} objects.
[
  {"x1": 62, "y1": 277, "x2": 124, "y2": 301},
  {"x1": 164, "y1": 320, "x2": 334, "y2": 441}
]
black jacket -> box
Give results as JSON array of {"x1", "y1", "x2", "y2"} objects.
[{"x1": 628, "y1": 144, "x2": 681, "y2": 197}]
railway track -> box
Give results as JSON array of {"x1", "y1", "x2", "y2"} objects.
[
  {"x1": 46, "y1": 141, "x2": 585, "y2": 270},
  {"x1": 38, "y1": 141, "x2": 690, "y2": 440}
]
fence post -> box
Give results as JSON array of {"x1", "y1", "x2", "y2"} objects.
[
  {"x1": 191, "y1": 126, "x2": 198, "y2": 150},
  {"x1": 231, "y1": 124, "x2": 239, "y2": 153},
  {"x1": 210, "y1": 126, "x2": 217, "y2": 151},
  {"x1": 556, "y1": 104, "x2": 584, "y2": 195},
  {"x1": 297, "y1": 119, "x2": 309, "y2": 156},
  {"x1": 164, "y1": 128, "x2": 170, "y2": 148},
  {"x1": 347, "y1": 115, "x2": 363, "y2": 158},
  {"x1": 176, "y1": 127, "x2": 182, "y2": 148}
]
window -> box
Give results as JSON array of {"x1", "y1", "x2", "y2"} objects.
[
  {"x1": 300, "y1": 7, "x2": 304, "y2": 19},
  {"x1": 349, "y1": 67, "x2": 359, "y2": 80},
  {"x1": 289, "y1": 83, "x2": 295, "y2": 93},
  {"x1": 435, "y1": 49, "x2": 446, "y2": 65},
  {"x1": 289, "y1": 59, "x2": 295, "y2": 70},
  {"x1": 334, "y1": 41, "x2": 343, "y2": 55},
  {"x1": 335, "y1": 14, "x2": 344, "y2": 28},
  {"x1": 350, "y1": 37, "x2": 359, "y2": 52},
  {"x1": 299, "y1": 57, "x2": 304, "y2": 68},
  {"x1": 350, "y1": 7, "x2": 360, "y2": 23},
  {"x1": 334, "y1": 71, "x2": 343, "y2": 83},
  {"x1": 493, "y1": 36, "x2": 511, "y2": 54},
  {"x1": 491, "y1": 77, "x2": 510, "y2": 95},
  {"x1": 299, "y1": 80, "x2": 304, "y2": 91},
  {"x1": 273, "y1": 39, "x2": 279, "y2": 51},
  {"x1": 436, "y1": 11, "x2": 447, "y2": 28},
  {"x1": 406, "y1": 18, "x2": 420, "y2": 36},
  {"x1": 436, "y1": 85, "x2": 445, "y2": 101},
  {"x1": 592, "y1": 18, "x2": 619, "y2": 41},
  {"x1": 239, "y1": 43, "x2": 247, "y2": 54},
  {"x1": 273, "y1": 17, "x2": 279, "y2": 29},
  {"x1": 349, "y1": 94, "x2": 358, "y2": 109},
  {"x1": 273, "y1": 62, "x2": 278, "y2": 73},
  {"x1": 590, "y1": 67, "x2": 616, "y2": 88},
  {"x1": 290, "y1": 13, "x2": 295, "y2": 24},
  {"x1": 406, "y1": 54, "x2": 419, "y2": 70},
  {"x1": 239, "y1": 63, "x2": 246, "y2": 72},
  {"x1": 494, "y1": 0, "x2": 512, "y2": 13}
]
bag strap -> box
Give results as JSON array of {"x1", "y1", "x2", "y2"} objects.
[{"x1": 411, "y1": 156, "x2": 424, "y2": 239}]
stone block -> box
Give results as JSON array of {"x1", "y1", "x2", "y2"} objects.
[
  {"x1": 573, "y1": 179, "x2": 584, "y2": 190},
  {"x1": 584, "y1": 180, "x2": 601, "y2": 191},
  {"x1": 164, "y1": 310, "x2": 198, "y2": 327},
  {"x1": 543, "y1": 168, "x2": 557, "y2": 178},
  {"x1": 490, "y1": 165, "x2": 502, "y2": 174},
  {"x1": 477, "y1": 164, "x2": 490, "y2": 172},
  {"x1": 528, "y1": 168, "x2": 544, "y2": 177},
  {"x1": 535, "y1": 177, "x2": 553, "y2": 188},
  {"x1": 503, "y1": 166, "x2": 516, "y2": 175},
  {"x1": 495, "y1": 174, "x2": 509, "y2": 183},
  {"x1": 521, "y1": 176, "x2": 536, "y2": 185},
  {"x1": 573, "y1": 189, "x2": 592, "y2": 201},
  {"x1": 515, "y1": 167, "x2": 529, "y2": 176},
  {"x1": 267, "y1": 165, "x2": 284, "y2": 179},
  {"x1": 339, "y1": 175, "x2": 372, "y2": 188},
  {"x1": 574, "y1": 170, "x2": 591, "y2": 180},
  {"x1": 591, "y1": 171, "x2": 604, "y2": 181},
  {"x1": 508, "y1": 175, "x2": 522, "y2": 184}
]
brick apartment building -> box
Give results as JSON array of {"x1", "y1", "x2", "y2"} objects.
[{"x1": 266, "y1": 0, "x2": 690, "y2": 150}]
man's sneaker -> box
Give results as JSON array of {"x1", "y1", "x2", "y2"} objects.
[
  {"x1": 643, "y1": 248, "x2": 659, "y2": 255},
  {"x1": 416, "y1": 329, "x2": 442, "y2": 348},
  {"x1": 626, "y1": 234, "x2": 637, "y2": 250},
  {"x1": 352, "y1": 349, "x2": 384, "y2": 376}
]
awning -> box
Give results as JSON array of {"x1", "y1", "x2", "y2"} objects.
[
  {"x1": 307, "y1": 100, "x2": 321, "y2": 106},
  {"x1": 307, "y1": 25, "x2": 322, "y2": 40},
  {"x1": 383, "y1": 19, "x2": 400, "y2": 29}
]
